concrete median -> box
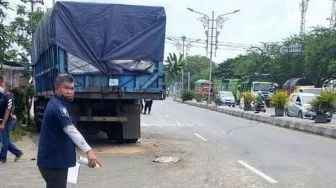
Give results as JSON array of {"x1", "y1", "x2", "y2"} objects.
[{"x1": 176, "y1": 99, "x2": 336, "y2": 139}]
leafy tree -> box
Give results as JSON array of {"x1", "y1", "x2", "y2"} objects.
[
  {"x1": 9, "y1": 5, "x2": 44, "y2": 65},
  {"x1": 183, "y1": 55, "x2": 215, "y2": 89},
  {"x1": 213, "y1": 27, "x2": 336, "y2": 88},
  {"x1": 0, "y1": 0, "x2": 9, "y2": 64},
  {"x1": 165, "y1": 53, "x2": 186, "y2": 86},
  {"x1": 303, "y1": 28, "x2": 336, "y2": 86},
  {"x1": 5, "y1": 4, "x2": 45, "y2": 125}
]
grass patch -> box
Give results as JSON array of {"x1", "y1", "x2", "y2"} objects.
[{"x1": 10, "y1": 125, "x2": 31, "y2": 141}]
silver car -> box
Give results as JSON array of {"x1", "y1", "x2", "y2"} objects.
[
  {"x1": 219, "y1": 91, "x2": 236, "y2": 107},
  {"x1": 286, "y1": 93, "x2": 316, "y2": 119}
]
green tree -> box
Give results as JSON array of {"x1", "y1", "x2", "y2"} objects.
[
  {"x1": 183, "y1": 55, "x2": 215, "y2": 89},
  {"x1": 165, "y1": 53, "x2": 186, "y2": 86},
  {"x1": 0, "y1": 0, "x2": 9, "y2": 65},
  {"x1": 6, "y1": 5, "x2": 45, "y2": 125},
  {"x1": 303, "y1": 28, "x2": 336, "y2": 86},
  {"x1": 213, "y1": 58, "x2": 235, "y2": 80},
  {"x1": 9, "y1": 5, "x2": 44, "y2": 65}
]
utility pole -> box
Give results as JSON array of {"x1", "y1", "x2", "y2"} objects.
[
  {"x1": 300, "y1": 0, "x2": 309, "y2": 36},
  {"x1": 181, "y1": 36, "x2": 186, "y2": 91},
  {"x1": 330, "y1": 0, "x2": 336, "y2": 27},
  {"x1": 208, "y1": 11, "x2": 214, "y2": 103},
  {"x1": 167, "y1": 36, "x2": 201, "y2": 91},
  {"x1": 188, "y1": 72, "x2": 191, "y2": 91},
  {"x1": 187, "y1": 8, "x2": 240, "y2": 104}
]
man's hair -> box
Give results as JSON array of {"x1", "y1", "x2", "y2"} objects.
[{"x1": 55, "y1": 74, "x2": 74, "y2": 87}]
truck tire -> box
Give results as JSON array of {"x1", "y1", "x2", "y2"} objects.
[
  {"x1": 124, "y1": 139, "x2": 138, "y2": 143},
  {"x1": 34, "y1": 98, "x2": 45, "y2": 133},
  {"x1": 107, "y1": 125, "x2": 123, "y2": 143}
]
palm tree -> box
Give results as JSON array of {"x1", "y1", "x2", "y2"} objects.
[
  {"x1": 165, "y1": 53, "x2": 186, "y2": 95},
  {"x1": 165, "y1": 53, "x2": 185, "y2": 82}
]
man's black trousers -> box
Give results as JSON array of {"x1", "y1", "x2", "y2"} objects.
[{"x1": 39, "y1": 167, "x2": 68, "y2": 188}]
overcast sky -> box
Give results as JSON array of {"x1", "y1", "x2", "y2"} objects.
[{"x1": 7, "y1": 0, "x2": 333, "y2": 63}]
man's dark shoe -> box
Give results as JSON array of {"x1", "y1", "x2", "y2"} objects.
[{"x1": 14, "y1": 152, "x2": 23, "y2": 162}]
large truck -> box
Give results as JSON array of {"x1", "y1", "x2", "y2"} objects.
[
  {"x1": 222, "y1": 79, "x2": 241, "y2": 100},
  {"x1": 32, "y1": 2, "x2": 166, "y2": 143},
  {"x1": 193, "y1": 79, "x2": 213, "y2": 100},
  {"x1": 283, "y1": 78, "x2": 314, "y2": 95},
  {"x1": 237, "y1": 80, "x2": 275, "y2": 107}
]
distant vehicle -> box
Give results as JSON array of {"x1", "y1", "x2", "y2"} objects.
[
  {"x1": 218, "y1": 91, "x2": 235, "y2": 107},
  {"x1": 297, "y1": 86, "x2": 322, "y2": 95},
  {"x1": 222, "y1": 79, "x2": 241, "y2": 101},
  {"x1": 236, "y1": 81, "x2": 275, "y2": 108},
  {"x1": 194, "y1": 79, "x2": 213, "y2": 100},
  {"x1": 251, "y1": 81, "x2": 275, "y2": 99},
  {"x1": 286, "y1": 93, "x2": 316, "y2": 119}
]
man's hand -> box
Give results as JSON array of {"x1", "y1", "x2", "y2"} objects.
[{"x1": 86, "y1": 149, "x2": 102, "y2": 168}]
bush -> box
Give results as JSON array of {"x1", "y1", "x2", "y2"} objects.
[
  {"x1": 181, "y1": 90, "x2": 194, "y2": 101},
  {"x1": 12, "y1": 88, "x2": 27, "y2": 123},
  {"x1": 10, "y1": 125, "x2": 30, "y2": 141},
  {"x1": 270, "y1": 90, "x2": 289, "y2": 109},
  {"x1": 311, "y1": 91, "x2": 336, "y2": 114},
  {"x1": 241, "y1": 92, "x2": 256, "y2": 106}
]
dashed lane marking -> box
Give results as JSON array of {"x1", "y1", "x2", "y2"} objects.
[
  {"x1": 237, "y1": 160, "x2": 278, "y2": 184},
  {"x1": 193, "y1": 133, "x2": 208, "y2": 142}
]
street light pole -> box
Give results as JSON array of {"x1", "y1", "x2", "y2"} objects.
[
  {"x1": 187, "y1": 8, "x2": 240, "y2": 104},
  {"x1": 188, "y1": 72, "x2": 191, "y2": 90},
  {"x1": 181, "y1": 36, "x2": 186, "y2": 91},
  {"x1": 208, "y1": 11, "x2": 214, "y2": 103}
]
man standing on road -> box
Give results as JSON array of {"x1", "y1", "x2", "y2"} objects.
[
  {"x1": 144, "y1": 99, "x2": 153, "y2": 115},
  {"x1": 0, "y1": 81, "x2": 23, "y2": 163},
  {"x1": 37, "y1": 74, "x2": 101, "y2": 188}
]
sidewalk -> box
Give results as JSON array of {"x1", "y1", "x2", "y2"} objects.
[{"x1": 175, "y1": 99, "x2": 336, "y2": 139}]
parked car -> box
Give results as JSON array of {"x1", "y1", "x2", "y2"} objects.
[
  {"x1": 286, "y1": 92, "x2": 316, "y2": 119},
  {"x1": 219, "y1": 91, "x2": 235, "y2": 107}
]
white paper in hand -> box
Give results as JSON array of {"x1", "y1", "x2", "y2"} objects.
[{"x1": 67, "y1": 162, "x2": 80, "y2": 184}]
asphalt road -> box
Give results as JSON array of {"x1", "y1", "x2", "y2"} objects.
[{"x1": 2, "y1": 98, "x2": 336, "y2": 187}]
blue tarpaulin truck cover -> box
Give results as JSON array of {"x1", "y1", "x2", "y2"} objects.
[{"x1": 32, "y1": 1, "x2": 166, "y2": 74}]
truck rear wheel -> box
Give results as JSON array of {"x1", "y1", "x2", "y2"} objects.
[
  {"x1": 34, "y1": 97, "x2": 46, "y2": 133},
  {"x1": 124, "y1": 139, "x2": 138, "y2": 143},
  {"x1": 107, "y1": 124, "x2": 123, "y2": 143}
]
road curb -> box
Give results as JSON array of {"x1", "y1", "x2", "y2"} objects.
[{"x1": 176, "y1": 99, "x2": 336, "y2": 139}]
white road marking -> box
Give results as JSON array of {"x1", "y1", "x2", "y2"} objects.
[
  {"x1": 141, "y1": 123, "x2": 195, "y2": 127},
  {"x1": 193, "y1": 133, "x2": 208, "y2": 142},
  {"x1": 237, "y1": 160, "x2": 278, "y2": 184},
  {"x1": 176, "y1": 121, "x2": 183, "y2": 126}
]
